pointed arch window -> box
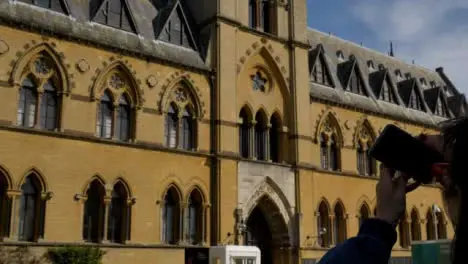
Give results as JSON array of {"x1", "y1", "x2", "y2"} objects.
[
  {"x1": 317, "y1": 201, "x2": 331, "y2": 247},
  {"x1": 83, "y1": 180, "x2": 106, "y2": 243},
  {"x1": 165, "y1": 104, "x2": 179, "y2": 148},
  {"x1": 0, "y1": 172, "x2": 11, "y2": 238},
  {"x1": 398, "y1": 213, "x2": 410, "y2": 248},
  {"x1": 357, "y1": 142, "x2": 366, "y2": 175},
  {"x1": 187, "y1": 189, "x2": 203, "y2": 245},
  {"x1": 96, "y1": 91, "x2": 114, "y2": 139},
  {"x1": 435, "y1": 211, "x2": 447, "y2": 239},
  {"x1": 410, "y1": 209, "x2": 421, "y2": 241},
  {"x1": 269, "y1": 114, "x2": 281, "y2": 163},
  {"x1": 357, "y1": 142, "x2": 376, "y2": 176},
  {"x1": 17, "y1": 54, "x2": 62, "y2": 131},
  {"x1": 107, "y1": 182, "x2": 130, "y2": 243},
  {"x1": 254, "y1": 111, "x2": 267, "y2": 161},
  {"x1": 320, "y1": 120, "x2": 341, "y2": 172},
  {"x1": 426, "y1": 210, "x2": 435, "y2": 240},
  {"x1": 379, "y1": 78, "x2": 395, "y2": 103},
  {"x1": 115, "y1": 95, "x2": 131, "y2": 141},
  {"x1": 162, "y1": 187, "x2": 180, "y2": 245},
  {"x1": 358, "y1": 204, "x2": 370, "y2": 228},
  {"x1": 333, "y1": 203, "x2": 347, "y2": 245},
  {"x1": 239, "y1": 108, "x2": 251, "y2": 158},
  {"x1": 18, "y1": 175, "x2": 45, "y2": 242},
  {"x1": 248, "y1": 0, "x2": 276, "y2": 34}
]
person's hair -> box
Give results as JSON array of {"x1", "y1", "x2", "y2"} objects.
[{"x1": 440, "y1": 117, "x2": 468, "y2": 264}]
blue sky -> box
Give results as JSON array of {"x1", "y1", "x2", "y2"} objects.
[{"x1": 307, "y1": 0, "x2": 468, "y2": 94}]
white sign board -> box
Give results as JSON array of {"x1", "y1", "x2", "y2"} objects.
[{"x1": 209, "y1": 245, "x2": 261, "y2": 264}]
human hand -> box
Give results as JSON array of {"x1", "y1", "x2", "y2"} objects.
[{"x1": 375, "y1": 164, "x2": 418, "y2": 227}]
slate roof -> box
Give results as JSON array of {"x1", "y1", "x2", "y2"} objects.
[
  {"x1": 0, "y1": 0, "x2": 207, "y2": 70},
  {"x1": 307, "y1": 28, "x2": 467, "y2": 127}
]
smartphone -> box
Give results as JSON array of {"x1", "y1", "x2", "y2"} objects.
[{"x1": 369, "y1": 124, "x2": 445, "y2": 184}]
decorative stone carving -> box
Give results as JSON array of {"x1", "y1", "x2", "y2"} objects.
[
  {"x1": 0, "y1": 40, "x2": 9, "y2": 55},
  {"x1": 33, "y1": 56, "x2": 52, "y2": 76},
  {"x1": 344, "y1": 120, "x2": 352, "y2": 130},
  {"x1": 109, "y1": 73, "x2": 124, "y2": 89},
  {"x1": 322, "y1": 119, "x2": 333, "y2": 133},
  {"x1": 147, "y1": 74, "x2": 158, "y2": 88},
  {"x1": 174, "y1": 88, "x2": 187, "y2": 103},
  {"x1": 76, "y1": 59, "x2": 90, "y2": 73}
]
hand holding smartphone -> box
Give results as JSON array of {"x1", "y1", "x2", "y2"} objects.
[{"x1": 369, "y1": 124, "x2": 445, "y2": 184}]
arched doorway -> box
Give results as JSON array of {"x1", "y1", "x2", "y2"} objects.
[{"x1": 244, "y1": 196, "x2": 289, "y2": 264}]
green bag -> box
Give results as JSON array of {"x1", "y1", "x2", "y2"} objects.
[{"x1": 411, "y1": 240, "x2": 452, "y2": 264}]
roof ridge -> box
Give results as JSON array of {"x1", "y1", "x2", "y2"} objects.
[{"x1": 306, "y1": 27, "x2": 439, "y2": 74}]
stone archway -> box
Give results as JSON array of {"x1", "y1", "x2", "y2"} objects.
[{"x1": 244, "y1": 195, "x2": 290, "y2": 264}]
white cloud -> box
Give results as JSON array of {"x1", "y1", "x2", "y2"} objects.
[{"x1": 352, "y1": 0, "x2": 468, "y2": 94}]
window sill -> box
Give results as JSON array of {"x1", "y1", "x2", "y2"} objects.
[{"x1": 239, "y1": 157, "x2": 292, "y2": 168}]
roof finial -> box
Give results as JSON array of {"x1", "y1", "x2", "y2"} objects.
[{"x1": 389, "y1": 41, "x2": 395, "y2": 57}]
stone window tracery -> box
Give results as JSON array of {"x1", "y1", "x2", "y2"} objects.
[
  {"x1": 82, "y1": 179, "x2": 133, "y2": 244},
  {"x1": 319, "y1": 117, "x2": 341, "y2": 171},
  {"x1": 95, "y1": 71, "x2": 135, "y2": 142},
  {"x1": 17, "y1": 53, "x2": 62, "y2": 131},
  {"x1": 164, "y1": 86, "x2": 197, "y2": 150},
  {"x1": 356, "y1": 124, "x2": 376, "y2": 176}
]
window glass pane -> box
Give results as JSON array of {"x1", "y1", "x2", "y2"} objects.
[
  {"x1": 116, "y1": 103, "x2": 130, "y2": 141},
  {"x1": 40, "y1": 91, "x2": 58, "y2": 131},
  {"x1": 18, "y1": 177, "x2": 38, "y2": 242},
  {"x1": 17, "y1": 88, "x2": 26, "y2": 126}
]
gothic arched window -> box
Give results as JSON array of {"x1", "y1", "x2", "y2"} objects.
[
  {"x1": 17, "y1": 53, "x2": 62, "y2": 131},
  {"x1": 83, "y1": 179, "x2": 105, "y2": 243},
  {"x1": 18, "y1": 175, "x2": 45, "y2": 242},
  {"x1": 96, "y1": 91, "x2": 114, "y2": 139},
  {"x1": 357, "y1": 142, "x2": 366, "y2": 175},
  {"x1": 333, "y1": 202, "x2": 347, "y2": 245},
  {"x1": 436, "y1": 211, "x2": 447, "y2": 239},
  {"x1": 107, "y1": 182, "x2": 130, "y2": 244},
  {"x1": 411, "y1": 209, "x2": 421, "y2": 241},
  {"x1": 426, "y1": 210, "x2": 435, "y2": 240},
  {"x1": 239, "y1": 107, "x2": 251, "y2": 158},
  {"x1": 162, "y1": 187, "x2": 180, "y2": 245},
  {"x1": 398, "y1": 213, "x2": 410, "y2": 248},
  {"x1": 254, "y1": 111, "x2": 267, "y2": 161},
  {"x1": 269, "y1": 114, "x2": 281, "y2": 163},
  {"x1": 187, "y1": 189, "x2": 203, "y2": 245},
  {"x1": 317, "y1": 201, "x2": 331, "y2": 248},
  {"x1": 358, "y1": 203, "x2": 370, "y2": 228},
  {"x1": 356, "y1": 123, "x2": 375, "y2": 176},
  {"x1": 319, "y1": 117, "x2": 342, "y2": 171},
  {"x1": 164, "y1": 86, "x2": 198, "y2": 150},
  {"x1": 115, "y1": 95, "x2": 131, "y2": 141}
]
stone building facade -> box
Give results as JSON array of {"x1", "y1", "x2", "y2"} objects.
[{"x1": 0, "y1": 0, "x2": 464, "y2": 263}]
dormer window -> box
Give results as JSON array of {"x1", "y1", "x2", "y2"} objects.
[
  {"x1": 378, "y1": 64, "x2": 385, "y2": 71},
  {"x1": 430, "y1": 81, "x2": 436, "y2": 88},
  {"x1": 405, "y1": 73, "x2": 412, "y2": 80},
  {"x1": 337, "y1": 51, "x2": 344, "y2": 61}
]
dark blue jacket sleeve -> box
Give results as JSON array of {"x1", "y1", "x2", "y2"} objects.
[{"x1": 318, "y1": 218, "x2": 397, "y2": 264}]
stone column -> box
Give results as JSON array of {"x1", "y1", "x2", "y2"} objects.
[
  {"x1": 179, "y1": 202, "x2": 188, "y2": 245},
  {"x1": 112, "y1": 103, "x2": 119, "y2": 140},
  {"x1": 201, "y1": 204, "x2": 209, "y2": 246},
  {"x1": 280, "y1": 126, "x2": 289, "y2": 163},
  {"x1": 5, "y1": 190, "x2": 21, "y2": 242},
  {"x1": 75, "y1": 194, "x2": 88, "y2": 242},
  {"x1": 102, "y1": 196, "x2": 111, "y2": 243},
  {"x1": 329, "y1": 214, "x2": 335, "y2": 246}
]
